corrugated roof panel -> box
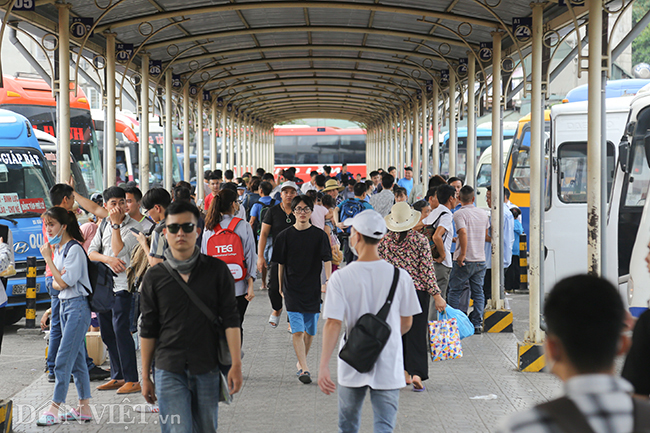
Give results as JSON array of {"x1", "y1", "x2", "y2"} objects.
[
  {"x1": 310, "y1": 31, "x2": 365, "y2": 46},
  {"x1": 307, "y1": 8, "x2": 372, "y2": 27},
  {"x1": 239, "y1": 7, "x2": 308, "y2": 28},
  {"x1": 254, "y1": 32, "x2": 310, "y2": 47}
]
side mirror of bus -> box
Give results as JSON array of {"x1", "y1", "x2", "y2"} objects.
[
  {"x1": 626, "y1": 121, "x2": 636, "y2": 137},
  {"x1": 619, "y1": 135, "x2": 631, "y2": 173},
  {"x1": 644, "y1": 134, "x2": 650, "y2": 169}
]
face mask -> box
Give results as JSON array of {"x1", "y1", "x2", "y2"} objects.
[
  {"x1": 349, "y1": 231, "x2": 359, "y2": 257},
  {"x1": 48, "y1": 226, "x2": 65, "y2": 246}
]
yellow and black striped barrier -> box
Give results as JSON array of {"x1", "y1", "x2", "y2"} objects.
[
  {"x1": 483, "y1": 309, "x2": 513, "y2": 333},
  {"x1": 517, "y1": 342, "x2": 546, "y2": 372},
  {"x1": 519, "y1": 233, "x2": 528, "y2": 291},
  {"x1": 0, "y1": 399, "x2": 12, "y2": 433},
  {"x1": 25, "y1": 256, "x2": 37, "y2": 329}
]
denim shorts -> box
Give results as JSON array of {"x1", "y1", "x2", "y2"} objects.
[{"x1": 287, "y1": 312, "x2": 319, "y2": 336}]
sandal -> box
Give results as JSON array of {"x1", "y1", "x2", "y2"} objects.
[
  {"x1": 36, "y1": 412, "x2": 59, "y2": 426},
  {"x1": 269, "y1": 314, "x2": 280, "y2": 328},
  {"x1": 299, "y1": 371, "x2": 312, "y2": 384},
  {"x1": 60, "y1": 408, "x2": 92, "y2": 422}
]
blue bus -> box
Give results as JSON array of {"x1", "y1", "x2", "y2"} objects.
[{"x1": 0, "y1": 109, "x2": 56, "y2": 323}]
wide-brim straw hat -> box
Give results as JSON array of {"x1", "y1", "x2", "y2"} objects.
[
  {"x1": 385, "y1": 202, "x2": 421, "y2": 233},
  {"x1": 322, "y1": 179, "x2": 344, "y2": 192}
]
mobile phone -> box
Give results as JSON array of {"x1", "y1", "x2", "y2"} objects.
[{"x1": 129, "y1": 227, "x2": 141, "y2": 235}]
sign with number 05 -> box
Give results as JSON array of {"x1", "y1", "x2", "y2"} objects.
[{"x1": 12, "y1": 0, "x2": 34, "y2": 11}]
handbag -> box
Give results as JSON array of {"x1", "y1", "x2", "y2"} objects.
[
  {"x1": 429, "y1": 317, "x2": 463, "y2": 362},
  {"x1": 440, "y1": 306, "x2": 474, "y2": 340},
  {"x1": 338, "y1": 267, "x2": 400, "y2": 373},
  {"x1": 162, "y1": 262, "x2": 232, "y2": 366}
]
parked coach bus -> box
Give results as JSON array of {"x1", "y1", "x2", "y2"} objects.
[
  {"x1": 0, "y1": 74, "x2": 103, "y2": 194},
  {"x1": 274, "y1": 126, "x2": 366, "y2": 182}
]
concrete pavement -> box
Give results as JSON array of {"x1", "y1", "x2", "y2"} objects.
[{"x1": 8, "y1": 289, "x2": 562, "y2": 432}]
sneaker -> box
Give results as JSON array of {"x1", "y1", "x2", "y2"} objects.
[
  {"x1": 47, "y1": 372, "x2": 55, "y2": 383},
  {"x1": 88, "y1": 366, "x2": 111, "y2": 381},
  {"x1": 133, "y1": 404, "x2": 159, "y2": 413},
  {"x1": 474, "y1": 326, "x2": 482, "y2": 335}
]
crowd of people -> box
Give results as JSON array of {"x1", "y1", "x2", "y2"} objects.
[{"x1": 4, "y1": 162, "x2": 646, "y2": 432}]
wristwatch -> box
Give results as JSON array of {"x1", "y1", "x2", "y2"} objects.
[{"x1": 111, "y1": 223, "x2": 121, "y2": 230}]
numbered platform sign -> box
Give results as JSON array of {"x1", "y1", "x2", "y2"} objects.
[
  {"x1": 479, "y1": 42, "x2": 493, "y2": 63},
  {"x1": 172, "y1": 74, "x2": 182, "y2": 89},
  {"x1": 458, "y1": 58, "x2": 468, "y2": 76},
  {"x1": 116, "y1": 43, "x2": 134, "y2": 62},
  {"x1": 512, "y1": 17, "x2": 532, "y2": 42},
  {"x1": 189, "y1": 86, "x2": 198, "y2": 96},
  {"x1": 149, "y1": 60, "x2": 162, "y2": 77},
  {"x1": 12, "y1": 0, "x2": 34, "y2": 11},
  {"x1": 71, "y1": 17, "x2": 93, "y2": 38},
  {"x1": 203, "y1": 90, "x2": 211, "y2": 102},
  {"x1": 440, "y1": 69, "x2": 449, "y2": 86}
]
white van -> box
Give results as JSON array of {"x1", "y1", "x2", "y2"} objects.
[
  {"x1": 475, "y1": 140, "x2": 513, "y2": 209},
  {"x1": 545, "y1": 96, "x2": 632, "y2": 294}
]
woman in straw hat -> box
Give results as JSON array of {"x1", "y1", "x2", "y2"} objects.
[{"x1": 378, "y1": 202, "x2": 447, "y2": 392}]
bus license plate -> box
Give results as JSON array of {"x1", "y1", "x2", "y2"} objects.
[{"x1": 12, "y1": 283, "x2": 41, "y2": 295}]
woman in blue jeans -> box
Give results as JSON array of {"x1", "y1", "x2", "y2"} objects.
[{"x1": 37, "y1": 207, "x2": 92, "y2": 426}]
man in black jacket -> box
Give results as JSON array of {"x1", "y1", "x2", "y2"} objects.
[{"x1": 140, "y1": 201, "x2": 242, "y2": 432}]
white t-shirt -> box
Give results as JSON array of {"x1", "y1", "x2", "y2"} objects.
[
  {"x1": 322, "y1": 260, "x2": 421, "y2": 390},
  {"x1": 310, "y1": 204, "x2": 328, "y2": 230},
  {"x1": 423, "y1": 205, "x2": 453, "y2": 268}
]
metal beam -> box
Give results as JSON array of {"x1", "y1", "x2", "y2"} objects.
[
  {"x1": 612, "y1": 7, "x2": 650, "y2": 62},
  {"x1": 96, "y1": 2, "x2": 501, "y2": 33}
]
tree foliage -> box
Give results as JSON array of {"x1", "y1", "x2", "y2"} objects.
[{"x1": 632, "y1": 0, "x2": 650, "y2": 66}]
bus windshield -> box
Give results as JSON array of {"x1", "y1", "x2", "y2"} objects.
[
  {"x1": 275, "y1": 133, "x2": 366, "y2": 164},
  {"x1": 0, "y1": 148, "x2": 53, "y2": 216},
  {"x1": 0, "y1": 104, "x2": 103, "y2": 194}
]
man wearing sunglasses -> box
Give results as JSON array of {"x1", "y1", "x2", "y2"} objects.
[
  {"x1": 89, "y1": 186, "x2": 143, "y2": 395},
  {"x1": 140, "y1": 200, "x2": 242, "y2": 431}
]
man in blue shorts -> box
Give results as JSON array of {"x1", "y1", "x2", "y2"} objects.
[{"x1": 272, "y1": 195, "x2": 332, "y2": 384}]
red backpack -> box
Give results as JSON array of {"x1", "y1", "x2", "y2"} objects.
[{"x1": 206, "y1": 218, "x2": 246, "y2": 281}]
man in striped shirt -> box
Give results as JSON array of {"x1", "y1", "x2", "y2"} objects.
[
  {"x1": 446, "y1": 185, "x2": 490, "y2": 334},
  {"x1": 497, "y1": 274, "x2": 650, "y2": 433}
]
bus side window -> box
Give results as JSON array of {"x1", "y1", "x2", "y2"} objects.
[
  {"x1": 624, "y1": 142, "x2": 650, "y2": 207},
  {"x1": 557, "y1": 141, "x2": 616, "y2": 204},
  {"x1": 509, "y1": 130, "x2": 531, "y2": 193}
]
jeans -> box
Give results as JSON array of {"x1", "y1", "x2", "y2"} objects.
[
  {"x1": 338, "y1": 386, "x2": 400, "y2": 433},
  {"x1": 155, "y1": 368, "x2": 221, "y2": 433},
  {"x1": 99, "y1": 290, "x2": 138, "y2": 382},
  {"x1": 447, "y1": 261, "x2": 487, "y2": 328},
  {"x1": 429, "y1": 263, "x2": 451, "y2": 322},
  {"x1": 53, "y1": 296, "x2": 92, "y2": 403},
  {"x1": 46, "y1": 277, "x2": 95, "y2": 373}
]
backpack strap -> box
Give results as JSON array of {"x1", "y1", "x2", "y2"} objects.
[
  {"x1": 61, "y1": 240, "x2": 93, "y2": 296},
  {"x1": 632, "y1": 397, "x2": 650, "y2": 432},
  {"x1": 376, "y1": 267, "x2": 400, "y2": 321},
  {"x1": 226, "y1": 217, "x2": 242, "y2": 232},
  {"x1": 536, "y1": 397, "x2": 596, "y2": 433}
]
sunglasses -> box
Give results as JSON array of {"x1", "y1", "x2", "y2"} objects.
[{"x1": 166, "y1": 223, "x2": 195, "y2": 234}]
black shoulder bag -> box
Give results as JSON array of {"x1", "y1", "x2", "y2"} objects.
[
  {"x1": 162, "y1": 261, "x2": 232, "y2": 367},
  {"x1": 338, "y1": 267, "x2": 400, "y2": 373}
]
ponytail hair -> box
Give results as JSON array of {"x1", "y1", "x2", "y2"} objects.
[
  {"x1": 42, "y1": 207, "x2": 84, "y2": 244},
  {"x1": 205, "y1": 188, "x2": 238, "y2": 231}
]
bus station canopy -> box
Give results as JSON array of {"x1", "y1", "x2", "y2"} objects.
[{"x1": 5, "y1": 0, "x2": 590, "y2": 125}]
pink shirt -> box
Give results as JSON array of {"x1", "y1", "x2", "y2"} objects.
[{"x1": 452, "y1": 205, "x2": 490, "y2": 262}]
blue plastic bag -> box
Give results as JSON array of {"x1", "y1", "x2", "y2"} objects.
[{"x1": 440, "y1": 306, "x2": 474, "y2": 340}]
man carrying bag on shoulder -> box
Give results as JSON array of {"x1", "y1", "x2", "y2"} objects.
[
  {"x1": 139, "y1": 201, "x2": 242, "y2": 432},
  {"x1": 318, "y1": 210, "x2": 421, "y2": 433}
]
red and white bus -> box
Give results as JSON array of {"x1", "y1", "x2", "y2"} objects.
[{"x1": 274, "y1": 125, "x2": 366, "y2": 182}]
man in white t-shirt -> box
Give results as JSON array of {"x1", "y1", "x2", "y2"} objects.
[
  {"x1": 422, "y1": 184, "x2": 456, "y2": 321},
  {"x1": 318, "y1": 210, "x2": 421, "y2": 433}
]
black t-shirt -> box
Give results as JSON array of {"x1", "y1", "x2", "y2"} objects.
[
  {"x1": 271, "y1": 225, "x2": 332, "y2": 313},
  {"x1": 622, "y1": 309, "x2": 650, "y2": 396},
  {"x1": 262, "y1": 203, "x2": 296, "y2": 243}
]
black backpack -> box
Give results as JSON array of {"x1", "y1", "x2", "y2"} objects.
[
  {"x1": 254, "y1": 198, "x2": 277, "y2": 237},
  {"x1": 62, "y1": 239, "x2": 116, "y2": 312},
  {"x1": 338, "y1": 267, "x2": 400, "y2": 373}
]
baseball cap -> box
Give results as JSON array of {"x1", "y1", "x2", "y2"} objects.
[
  {"x1": 343, "y1": 209, "x2": 387, "y2": 239},
  {"x1": 280, "y1": 181, "x2": 298, "y2": 192}
]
